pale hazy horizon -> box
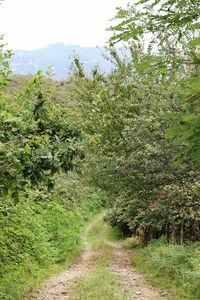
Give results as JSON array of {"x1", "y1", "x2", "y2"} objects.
[{"x1": 0, "y1": 0, "x2": 128, "y2": 50}]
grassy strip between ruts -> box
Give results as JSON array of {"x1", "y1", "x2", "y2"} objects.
[
  {"x1": 124, "y1": 237, "x2": 200, "y2": 300},
  {"x1": 70, "y1": 266, "x2": 129, "y2": 300},
  {"x1": 69, "y1": 214, "x2": 130, "y2": 300}
]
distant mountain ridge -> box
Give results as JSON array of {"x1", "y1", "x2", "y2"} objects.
[{"x1": 10, "y1": 43, "x2": 113, "y2": 80}]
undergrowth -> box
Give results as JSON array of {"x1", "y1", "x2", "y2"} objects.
[
  {"x1": 131, "y1": 237, "x2": 200, "y2": 300},
  {"x1": 0, "y1": 173, "x2": 105, "y2": 300}
]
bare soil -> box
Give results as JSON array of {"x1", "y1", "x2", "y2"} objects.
[{"x1": 108, "y1": 243, "x2": 165, "y2": 300}]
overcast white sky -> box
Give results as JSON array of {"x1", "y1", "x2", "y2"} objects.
[{"x1": 0, "y1": 0, "x2": 128, "y2": 50}]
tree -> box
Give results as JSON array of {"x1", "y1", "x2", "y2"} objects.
[
  {"x1": 109, "y1": 0, "x2": 200, "y2": 165},
  {"x1": 0, "y1": 42, "x2": 81, "y2": 196}
]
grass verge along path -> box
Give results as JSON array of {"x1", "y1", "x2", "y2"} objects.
[{"x1": 129, "y1": 238, "x2": 200, "y2": 300}]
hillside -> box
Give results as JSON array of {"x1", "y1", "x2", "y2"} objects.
[{"x1": 10, "y1": 43, "x2": 113, "y2": 80}]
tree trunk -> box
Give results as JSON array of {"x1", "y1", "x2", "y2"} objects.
[
  {"x1": 180, "y1": 217, "x2": 184, "y2": 245},
  {"x1": 171, "y1": 226, "x2": 176, "y2": 244}
]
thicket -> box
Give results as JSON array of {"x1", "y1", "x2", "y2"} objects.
[
  {"x1": 70, "y1": 0, "x2": 200, "y2": 244},
  {"x1": 0, "y1": 40, "x2": 104, "y2": 299},
  {"x1": 133, "y1": 237, "x2": 200, "y2": 299},
  {"x1": 0, "y1": 174, "x2": 104, "y2": 300}
]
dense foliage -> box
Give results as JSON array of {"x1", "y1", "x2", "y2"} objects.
[
  {"x1": 109, "y1": 0, "x2": 200, "y2": 164},
  {"x1": 70, "y1": 0, "x2": 200, "y2": 244},
  {"x1": 0, "y1": 40, "x2": 103, "y2": 299},
  {"x1": 0, "y1": 173, "x2": 104, "y2": 299},
  {"x1": 0, "y1": 46, "x2": 81, "y2": 196},
  {"x1": 133, "y1": 237, "x2": 200, "y2": 299},
  {"x1": 0, "y1": 0, "x2": 200, "y2": 298}
]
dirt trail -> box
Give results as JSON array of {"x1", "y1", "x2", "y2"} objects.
[
  {"x1": 28, "y1": 250, "x2": 94, "y2": 300},
  {"x1": 27, "y1": 214, "x2": 166, "y2": 300},
  {"x1": 27, "y1": 220, "x2": 97, "y2": 300},
  {"x1": 108, "y1": 243, "x2": 164, "y2": 300}
]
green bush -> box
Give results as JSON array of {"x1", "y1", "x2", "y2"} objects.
[
  {"x1": 0, "y1": 173, "x2": 104, "y2": 300},
  {"x1": 134, "y1": 237, "x2": 200, "y2": 299}
]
